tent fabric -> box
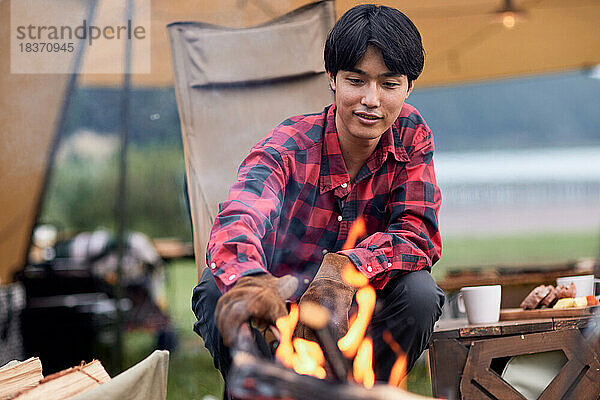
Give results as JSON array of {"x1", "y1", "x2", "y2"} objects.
[
  {"x1": 0, "y1": 0, "x2": 83, "y2": 284},
  {"x1": 80, "y1": 0, "x2": 600, "y2": 88},
  {"x1": 410, "y1": 0, "x2": 600, "y2": 86},
  {"x1": 168, "y1": 0, "x2": 335, "y2": 278},
  {"x1": 5, "y1": 0, "x2": 599, "y2": 285}
]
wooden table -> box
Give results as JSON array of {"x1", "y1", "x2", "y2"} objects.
[
  {"x1": 438, "y1": 263, "x2": 594, "y2": 309},
  {"x1": 429, "y1": 315, "x2": 600, "y2": 399}
]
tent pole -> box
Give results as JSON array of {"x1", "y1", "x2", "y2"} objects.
[
  {"x1": 27, "y1": 0, "x2": 98, "y2": 262},
  {"x1": 114, "y1": 0, "x2": 134, "y2": 373}
]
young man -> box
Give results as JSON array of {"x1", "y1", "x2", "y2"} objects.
[{"x1": 192, "y1": 3, "x2": 444, "y2": 386}]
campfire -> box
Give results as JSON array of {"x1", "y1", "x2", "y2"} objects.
[{"x1": 227, "y1": 218, "x2": 435, "y2": 400}]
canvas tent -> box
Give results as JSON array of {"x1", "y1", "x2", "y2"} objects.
[
  {"x1": 0, "y1": 0, "x2": 83, "y2": 284},
  {"x1": 82, "y1": 0, "x2": 600, "y2": 88},
  {"x1": 2, "y1": 0, "x2": 600, "y2": 283}
]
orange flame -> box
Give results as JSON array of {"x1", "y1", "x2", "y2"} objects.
[
  {"x1": 291, "y1": 338, "x2": 327, "y2": 379},
  {"x1": 341, "y1": 263, "x2": 368, "y2": 288},
  {"x1": 341, "y1": 217, "x2": 368, "y2": 288},
  {"x1": 275, "y1": 218, "x2": 382, "y2": 385},
  {"x1": 276, "y1": 305, "x2": 326, "y2": 379},
  {"x1": 383, "y1": 330, "x2": 408, "y2": 388},
  {"x1": 342, "y1": 217, "x2": 366, "y2": 250},
  {"x1": 337, "y1": 285, "x2": 376, "y2": 358},
  {"x1": 388, "y1": 356, "x2": 408, "y2": 388},
  {"x1": 353, "y1": 337, "x2": 375, "y2": 389},
  {"x1": 342, "y1": 217, "x2": 369, "y2": 287},
  {"x1": 275, "y1": 304, "x2": 299, "y2": 368}
]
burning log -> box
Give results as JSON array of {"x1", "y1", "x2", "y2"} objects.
[
  {"x1": 231, "y1": 323, "x2": 436, "y2": 400},
  {"x1": 338, "y1": 285, "x2": 376, "y2": 359},
  {"x1": 298, "y1": 301, "x2": 349, "y2": 382},
  {"x1": 228, "y1": 351, "x2": 434, "y2": 400}
]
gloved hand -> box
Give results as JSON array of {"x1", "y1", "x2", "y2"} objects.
[
  {"x1": 215, "y1": 273, "x2": 298, "y2": 347},
  {"x1": 294, "y1": 253, "x2": 358, "y2": 342}
]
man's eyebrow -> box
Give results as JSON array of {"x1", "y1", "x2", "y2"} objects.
[
  {"x1": 347, "y1": 68, "x2": 366, "y2": 75},
  {"x1": 346, "y1": 68, "x2": 403, "y2": 78}
]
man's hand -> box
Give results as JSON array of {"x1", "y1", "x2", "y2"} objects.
[
  {"x1": 215, "y1": 273, "x2": 298, "y2": 347},
  {"x1": 294, "y1": 253, "x2": 358, "y2": 342}
]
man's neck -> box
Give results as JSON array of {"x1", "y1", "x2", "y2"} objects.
[{"x1": 337, "y1": 131, "x2": 379, "y2": 181}]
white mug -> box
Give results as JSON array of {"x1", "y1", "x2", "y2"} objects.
[
  {"x1": 556, "y1": 275, "x2": 600, "y2": 297},
  {"x1": 458, "y1": 285, "x2": 502, "y2": 325}
]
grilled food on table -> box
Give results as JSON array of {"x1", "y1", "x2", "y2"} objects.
[
  {"x1": 553, "y1": 296, "x2": 595, "y2": 309},
  {"x1": 520, "y1": 283, "x2": 576, "y2": 310}
]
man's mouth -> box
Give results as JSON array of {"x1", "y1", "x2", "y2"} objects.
[{"x1": 353, "y1": 111, "x2": 382, "y2": 120}]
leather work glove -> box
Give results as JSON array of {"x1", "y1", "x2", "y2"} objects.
[
  {"x1": 215, "y1": 273, "x2": 298, "y2": 347},
  {"x1": 294, "y1": 253, "x2": 358, "y2": 342}
]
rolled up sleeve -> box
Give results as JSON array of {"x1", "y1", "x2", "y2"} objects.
[{"x1": 206, "y1": 146, "x2": 286, "y2": 292}]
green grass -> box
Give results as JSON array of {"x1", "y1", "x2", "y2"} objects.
[
  {"x1": 164, "y1": 260, "x2": 225, "y2": 398},
  {"x1": 122, "y1": 230, "x2": 599, "y2": 399}
]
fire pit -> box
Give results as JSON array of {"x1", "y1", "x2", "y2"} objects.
[
  {"x1": 228, "y1": 323, "x2": 432, "y2": 400},
  {"x1": 225, "y1": 219, "x2": 435, "y2": 400},
  {"x1": 200, "y1": 215, "x2": 439, "y2": 400}
]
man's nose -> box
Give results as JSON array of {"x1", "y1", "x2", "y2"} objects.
[{"x1": 361, "y1": 83, "x2": 380, "y2": 108}]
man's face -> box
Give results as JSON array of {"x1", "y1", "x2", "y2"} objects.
[{"x1": 329, "y1": 46, "x2": 413, "y2": 143}]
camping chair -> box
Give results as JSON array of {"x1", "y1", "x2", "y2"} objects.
[
  {"x1": 71, "y1": 350, "x2": 169, "y2": 400},
  {"x1": 167, "y1": 0, "x2": 335, "y2": 280}
]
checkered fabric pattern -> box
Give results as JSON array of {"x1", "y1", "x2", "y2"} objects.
[{"x1": 207, "y1": 103, "x2": 441, "y2": 297}]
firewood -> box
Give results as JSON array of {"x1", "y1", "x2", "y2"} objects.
[{"x1": 228, "y1": 351, "x2": 435, "y2": 400}]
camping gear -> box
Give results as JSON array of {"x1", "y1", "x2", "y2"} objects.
[
  {"x1": 430, "y1": 316, "x2": 600, "y2": 399},
  {"x1": 500, "y1": 350, "x2": 568, "y2": 400},
  {"x1": 167, "y1": 0, "x2": 336, "y2": 277},
  {"x1": 20, "y1": 229, "x2": 172, "y2": 374},
  {"x1": 71, "y1": 350, "x2": 169, "y2": 400}
]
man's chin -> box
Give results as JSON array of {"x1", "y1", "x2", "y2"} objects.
[
  {"x1": 349, "y1": 124, "x2": 387, "y2": 141},
  {"x1": 350, "y1": 131, "x2": 385, "y2": 142}
]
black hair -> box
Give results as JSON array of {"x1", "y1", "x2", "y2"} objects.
[{"x1": 324, "y1": 4, "x2": 425, "y2": 85}]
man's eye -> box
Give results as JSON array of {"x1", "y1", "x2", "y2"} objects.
[
  {"x1": 347, "y1": 78, "x2": 363, "y2": 84},
  {"x1": 383, "y1": 82, "x2": 400, "y2": 88}
]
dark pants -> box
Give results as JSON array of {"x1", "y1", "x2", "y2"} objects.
[{"x1": 192, "y1": 267, "x2": 444, "y2": 383}]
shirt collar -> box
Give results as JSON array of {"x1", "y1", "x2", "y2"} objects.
[
  {"x1": 319, "y1": 104, "x2": 348, "y2": 194},
  {"x1": 319, "y1": 103, "x2": 409, "y2": 194}
]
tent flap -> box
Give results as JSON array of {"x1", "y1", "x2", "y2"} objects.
[{"x1": 0, "y1": 0, "x2": 84, "y2": 283}]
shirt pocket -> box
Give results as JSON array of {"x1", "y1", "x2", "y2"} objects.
[{"x1": 361, "y1": 196, "x2": 389, "y2": 233}]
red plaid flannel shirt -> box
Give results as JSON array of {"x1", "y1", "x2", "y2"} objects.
[{"x1": 207, "y1": 103, "x2": 441, "y2": 297}]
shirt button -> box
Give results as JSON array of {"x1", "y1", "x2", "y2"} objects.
[
  {"x1": 388, "y1": 262, "x2": 392, "y2": 268},
  {"x1": 341, "y1": 182, "x2": 348, "y2": 188},
  {"x1": 337, "y1": 215, "x2": 343, "y2": 222},
  {"x1": 322, "y1": 249, "x2": 328, "y2": 255},
  {"x1": 210, "y1": 262, "x2": 217, "y2": 269},
  {"x1": 228, "y1": 275, "x2": 235, "y2": 281},
  {"x1": 303, "y1": 278, "x2": 310, "y2": 284},
  {"x1": 367, "y1": 266, "x2": 373, "y2": 272}
]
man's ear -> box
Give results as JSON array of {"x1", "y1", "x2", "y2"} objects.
[
  {"x1": 406, "y1": 80, "x2": 414, "y2": 98},
  {"x1": 328, "y1": 72, "x2": 336, "y2": 91}
]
